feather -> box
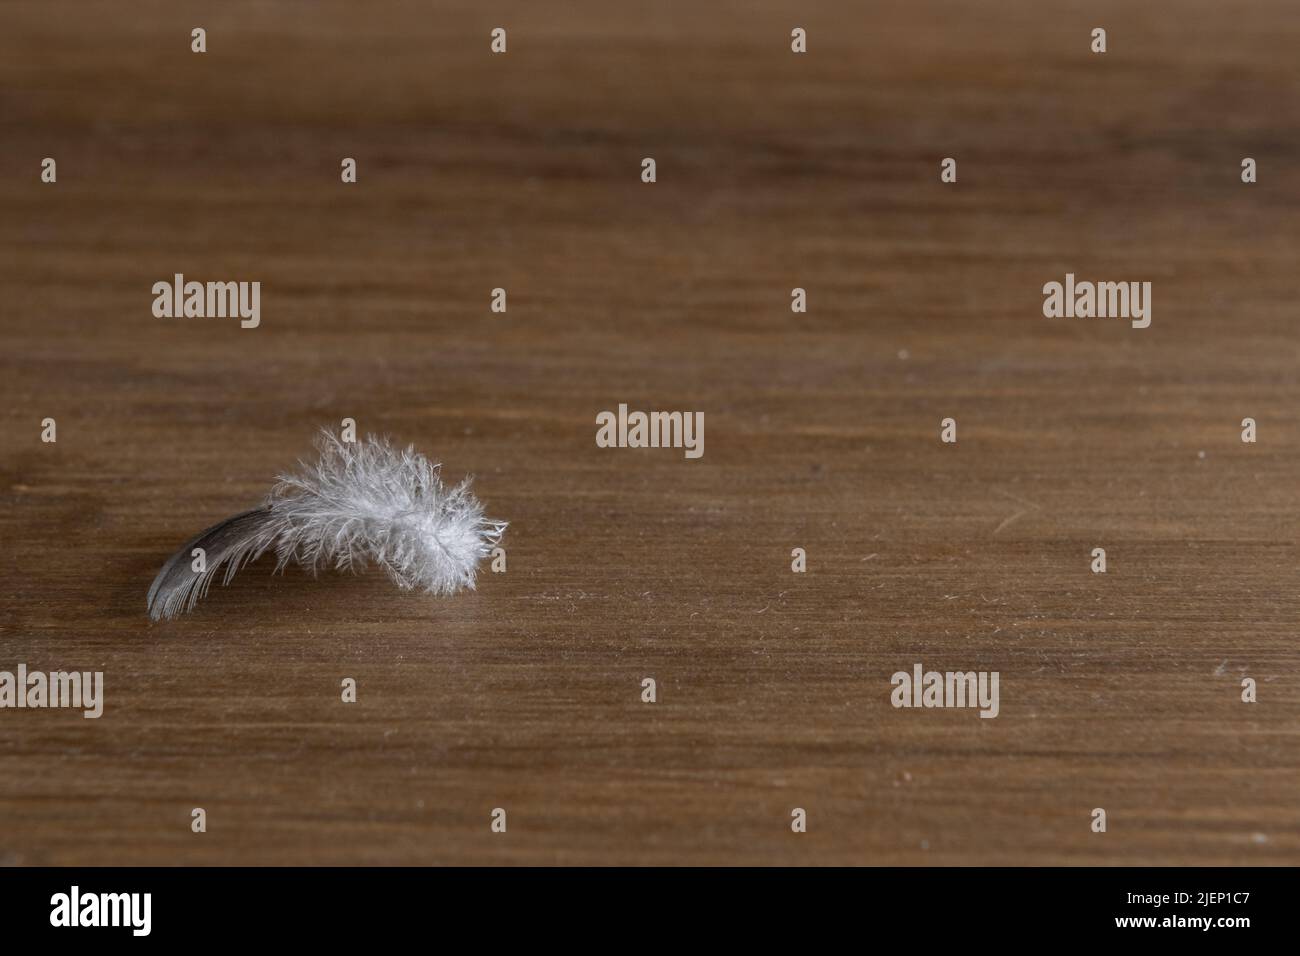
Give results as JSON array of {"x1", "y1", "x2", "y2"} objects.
[
  {"x1": 146, "y1": 508, "x2": 277, "y2": 621},
  {"x1": 147, "y1": 430, "x2": 506, "y2": 620}
]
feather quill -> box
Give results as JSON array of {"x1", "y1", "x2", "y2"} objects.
[{"x1": 147, "y1": 430, "x2": 506, "y2": 620}]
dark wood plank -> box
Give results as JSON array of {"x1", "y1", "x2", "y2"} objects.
[{"x1": 0, "y1": 0, "x2": 1297, "y2": 865}]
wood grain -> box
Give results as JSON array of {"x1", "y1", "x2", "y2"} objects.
[{"x1": 1, "y1": 0, "x2": 1298, "y2": 865}]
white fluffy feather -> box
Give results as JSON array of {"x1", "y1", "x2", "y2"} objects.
[
  {"x1": 267, "y1": 429, "x2": 506, "y2": 594},
  {"x1": 147, "y1": 429, "x2": 505, "y2": 619}
]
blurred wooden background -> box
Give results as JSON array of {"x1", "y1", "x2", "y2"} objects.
[{"x1": 0, "y1": 0, "x2": 1297, "y2": 865}]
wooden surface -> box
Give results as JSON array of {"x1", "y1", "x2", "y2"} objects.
[{"x1": 1, "y1": 0, "x2": 1298, "y2": 866}]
